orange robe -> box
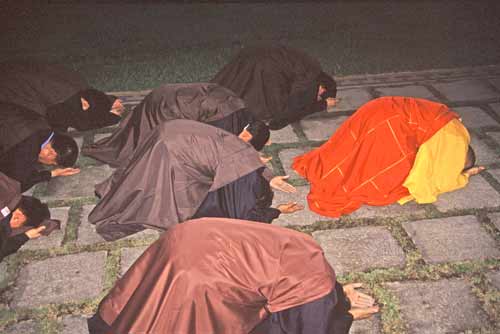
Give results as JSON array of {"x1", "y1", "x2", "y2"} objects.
[{"x1": 292, "y1": 97, "x2": 459, "y2": 217}]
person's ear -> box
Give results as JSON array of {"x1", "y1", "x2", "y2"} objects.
[
  {"x1": 81, "y1": 97, "x2": 90, "y2": 111},
  {"x1": 238, "y1": 129, "x2": 253, "y2": 143},
  {"x1": 110, "y1": 99, "x2": 125, "y2": 116}
]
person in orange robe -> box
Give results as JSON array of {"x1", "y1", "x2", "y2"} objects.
[{"x1": 292, "y1": 96, "x2": 484, "y2": 217}]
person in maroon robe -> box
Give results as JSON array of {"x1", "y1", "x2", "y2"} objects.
[{"x1": 88, "y1": 218, "x2": 379, "y2": 334}]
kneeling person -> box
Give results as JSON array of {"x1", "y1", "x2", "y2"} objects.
[
  {"x1": 88, "y1": 218, "x2": 378, "y2": 334},
  {"x1": 1, "y1": 172, "x2": 60, "y2": 262}
]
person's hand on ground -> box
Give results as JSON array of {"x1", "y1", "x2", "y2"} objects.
[
  {"x1": 25, "y1": 226, "x2": 46, "y2": 239},
  {"x1": 276, "y1": 202, "x2": 304, "y2": 214},
  {"x1": 260, "y1": 155, "x2": 272, "y2": 164},
  {"x1": 326, "y1": 97, "x2": 339, "y2": 108},
  {"x1": 464, "y1": 166, "x2": 485, "y2": 177},
  {"x1": 349, "y1": 306, "x2": 380, "y2": 320},
  {"x1": 270, "y1": 175, "x2": 296, "y2": 193},
  {"x1": 344, "y1": 283, "x2": 376, "y2": 308},
  {"x1": 51, "y1": 168, "x2": 81, "y2": 177}
]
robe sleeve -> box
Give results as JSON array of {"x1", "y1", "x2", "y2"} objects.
[
  {"x1": 269, "y1": 82, "x2": 325, "y2": 130},
  {"x1": 0, "y1": 232, "x2": 29, "y2": 262},
  {"x1": 399, "y1": 119, "x2": 470, "y2": 204}
]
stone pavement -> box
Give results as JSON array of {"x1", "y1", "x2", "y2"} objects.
[{"x1": 1, "y1": 65, "x2": 499, "y2": 333}]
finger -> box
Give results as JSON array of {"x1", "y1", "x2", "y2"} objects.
[
  {"x1": 351, "y1": 283, "x2": 363, "y2": 289},
  {"x1": 281, "y1": 175, "x2": 290, "y2": 180},
  {"x1": 37, "y1": 226, "x2": 47, "y2": 232}
]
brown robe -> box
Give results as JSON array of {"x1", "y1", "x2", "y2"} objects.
[
  {"x1": 89, "y1": 119, "x2": 265, "y2": 241},
  {"x1": 83, "y1": 83, "x2": 247, "y2": 167},
  {"x1": 95, "y1": 217, "x2": 336, "y2": 334}
]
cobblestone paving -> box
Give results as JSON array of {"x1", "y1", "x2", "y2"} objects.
[{"x1": 1, "y1": 65, "x2": 499, "y2": 333}]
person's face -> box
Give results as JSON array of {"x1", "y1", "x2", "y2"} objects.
[
  {"x1": 38, "y1": 142, "x2": 58, "y2": 165},
  {"x1": 317, "y1": 85, "x2": 327, "y2": 101},
  {"x1": 9, "y1": 209, "x2": 27, "y2": 229}
]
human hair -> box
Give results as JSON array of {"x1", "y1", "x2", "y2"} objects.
[
  {"x1": 17, "y1": 196, "x2": 50, "y2": 228},
  {"x1": 463, "y1": 145, "x2": 476, "y2": 171},
  {"x1": 51, "y1": 132, "x2": 79, "y2": 167},
  {"x1": 317, "y1": 71, "x2": 337, "y2": 99},
  {"x1": 246, "y1": 120, "x2": 270, "y2": 151}
]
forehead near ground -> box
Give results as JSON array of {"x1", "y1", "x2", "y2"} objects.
[{"x1": 1, "y1": 67, "x2": 499, "y2": 334}]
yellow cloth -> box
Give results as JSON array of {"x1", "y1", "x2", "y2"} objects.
[{"x1": 398, "y1": 119, "x2": 470, "y2": 204}]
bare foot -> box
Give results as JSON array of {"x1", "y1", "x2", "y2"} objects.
[{"x1": 349, "y1": 306, "x2": 380, "y2": 320}]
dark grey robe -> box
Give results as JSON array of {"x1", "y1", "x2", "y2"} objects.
[
  {"x1": 89, "y1": 120, "x2": 265, "y2": 241},
  {"x1": 83, "y1": 83, "x2": 248, "y2": 167}
]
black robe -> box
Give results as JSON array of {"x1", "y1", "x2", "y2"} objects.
[
  {"x1": 89, "y1": 120, "x2": 265, "y2": 241},
  {"x1": 211, "y1": 45, "x2": 328, "y2": 130},
  {"x1": 194, "y1": 168, "x2": 280, "y2": 224},
  {"x1": 83, "y1": 83, "x2": 252, "y2": 168},
  {"x1": 0, "y1": 61, "x2": 119, "y2": 131}
]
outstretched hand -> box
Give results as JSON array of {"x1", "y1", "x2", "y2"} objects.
[
  {"x1": 260, "y1": 155, "x2": 273, "y2": 164},
  {"x1": 25, "y1": 226, "x2": 46, "y2": 239},
  {"x1": 51, "y1": 168, "x2": 81, "y2": 177},
  {"x1": 270, "y1": 175, "x2": 296, "y2": 193},
  {"x1": 464, "y1": 166, "x2": 485, "y2": 177},
  {"x1": 276, "y1": 202, "x2": 304, "y2": 214},
  {"x1": 344, "y1": 283, "x2": 376, "y2": 308}
]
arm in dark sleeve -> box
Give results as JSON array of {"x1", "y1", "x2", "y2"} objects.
[
  {"x1": 20, "y1": 171, "x2": 51, "y2": 192},
  {"x1": 0, "y1": 233, "x2": 29, "y2": 262},
  {"x1": 269, "y1": 82, "x2": 326, "y2": 130}
]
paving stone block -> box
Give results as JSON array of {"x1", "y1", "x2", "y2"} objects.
[
  {"x1": 348, "y1": 201, "x2": 426, "y2": 220},
  {"x1": 469, "y1": 133, "x2": 500, "y2": 165},
  {"x1": 335, "y1": 88, "x2": 373, "y2": 112},
  {"x1": 487, "y1": 131, "x2": 500, "y2": 146},
  {"x1": 486, "y1": 270, "x2": 500, "y2": 290},
  {"x1": 374, "y1": 85, "x2": 437, "y2": 100},
  {"x1": 278, "y1": 147, "x2": 313, "y2": 178},
  {"x1": 488, "y1": 77, "x2": 500, "y2": 91},
  {"x1": 93, "y1": 133, "x2": 113, "y2": 143},
  {"x1": 269, "y1": 126, "x2": 298, "y2": 144},
  {"x1": 12, "y1": 251, "x2": 106, "y2": 308},
  {"x1": 403, "y1": 215, "x2": 500, "y2": 264},
  {"x1": 434, "y1": 175, "x2": 500, "y2": 212},
  {"x1": 20, "y1": 207, "x2": 70, "y2": 251},
  {"x1": 4, "y1": 320, "x2": 38, "y2": 334},
  {"x1": 350, "y1": 315, "x2": 382, "y2": 334},
  {"x1": 77, "y1": 205, "x2": 160, "y2": 245},
  {"x1": 42, "y1": 165, "x2": 113, "y2": 200},
  {"x1": 120, "y1": 246, "x2": 149, "y2": 276},
  {"x1": 313, "y1": 226, "x2": 405, "y2": 276},
  {"x1": 61, "y1": 315, "x2": 89, "y2": 334},
  {"x1": 272, "y1": 185, "x2": 335, "y2": 226},
  {"x1": 453, "y1": 106, "x2": 498, "y2": 128},
  {"x1": 488, "y1": 211, "x2": 500, "y2": 231},
  {"x1": 432, "y1": 79, "x2": 499, "y2": 102},
  {"x1": 386, "y1": 279, "x2": 488, "y2": 334},
  {"x1": 488, "y1": 168, "x2": 500, "y2": 184},
  {"x1": 489, "y1": 102, "x2": 500, "y2": 117},
  {"x1": 300, "y1": 116, "x2": 348, "y2": 141}
]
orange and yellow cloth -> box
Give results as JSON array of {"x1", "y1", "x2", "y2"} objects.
[{"x1": 292, "y1": 96, "x2": 465, "y2": 217}]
